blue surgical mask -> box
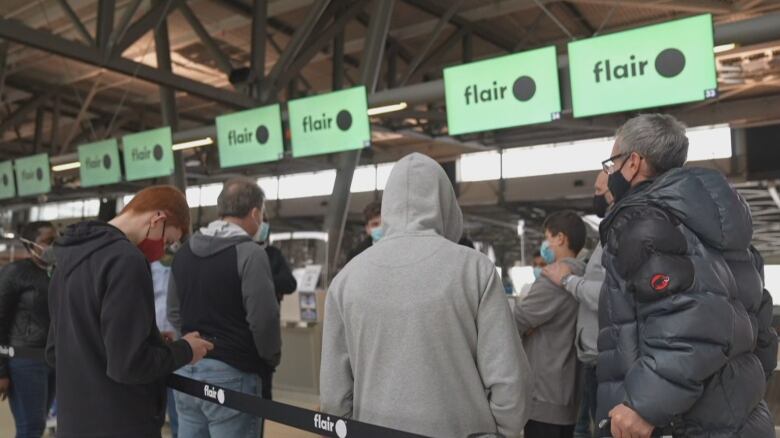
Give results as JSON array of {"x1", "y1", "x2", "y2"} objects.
[
  {"x1": 533, "y1": 266, "x2": 542, "y2": 279},
  {"x1": 370, "y1": 227, "x2": 384, "y2": 243},
  {"x1": 259, "y1": 222, "x2": 270, "y2": 242},
  {"x1": 540, "y1": 240, "x2": 556, "y2": 264}
]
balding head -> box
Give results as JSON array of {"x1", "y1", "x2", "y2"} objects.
[{"x1": 217, "y1": 177, "x2": 265, "y2": 219}]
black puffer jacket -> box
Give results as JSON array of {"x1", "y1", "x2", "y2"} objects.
[
  {"x1": 597, "y1": 167, "x2": 776, "y2": 437},
  {"x1": 0, "y1": 259, "x2": 51, "y2": 376}
]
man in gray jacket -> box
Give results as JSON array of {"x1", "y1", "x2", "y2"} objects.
[
  {"x1": 514, "y1": 210, "x2": 586, "y2": 438},
  {"x1": 542, "y1": 170, "x2": 612, "y2": 438},
  {"x1": 320, "y1": 152, "x2": 531, "y2": 438},
  {"x1": 168, "y1": 177, "x2": 279, "y2": 437}
]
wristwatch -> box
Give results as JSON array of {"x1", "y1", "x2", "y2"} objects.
[{"x1": 561, "y1": 274, "x2": 573, "y2": 288}]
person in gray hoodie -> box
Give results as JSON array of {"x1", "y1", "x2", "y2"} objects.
[
  {"x1": 514, "y1": 210, "x2": 586, "y2": 438},
  {"x1": 320, "y1": 152, "x2": 531, "y2": 438},
  {"x1": 167, "y1": 177, "x2": 279, "y2": 437}
]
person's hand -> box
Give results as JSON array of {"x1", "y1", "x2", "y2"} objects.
[
  {"x1": 542, "y1": 262, "x2": 572, "y2": 286},
  {"x1": 0, "y1": 377, "x2": 9, "y2": 401},
  {"x1": 609, "y1": 404, "x2": 654, "y2": 438},
  {"x1": 182, "y1": 332, "x2": 214, "y2": 364},
  {"x1": 161, "y1": 331, "x2": 176, "y2": 344}
]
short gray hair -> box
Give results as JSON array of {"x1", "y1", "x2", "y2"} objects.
[
  {"x1": 615, "y1": 114, "x2": 688, "y2": 175},
  {"x1": 217, "y1": 177, "x2": 265, "y2": 218}
]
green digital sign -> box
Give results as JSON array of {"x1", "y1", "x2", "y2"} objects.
[
  {"x1": 568, "y1": 14, "x2": 717, "y2": 118},
  {"x1": 216, "y1": 104, "x2": 284, "y2": 168},
  {"x1": 444, "y1": 46, "x2": 561, "y2": 135},
  {"x1": 288, "y1": 86, "x2": 371, "y2": 158},
  {"x1": 122, "y1": 127, "x2": 174, "y2": 181},
  {"x1": 15, "y1": 154, "x2": 50, "y2": 197},
  {"x1": 0, "y1": 161, "x2": 16, "y2": 200},
  {"x1": 78, "y1": 139, "x2": 121, "y2": 187}
]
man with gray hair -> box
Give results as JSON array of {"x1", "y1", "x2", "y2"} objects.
[
  {"x1": 597, "y1": 114, "x2": 775, "y2": 437},
  {"x1": 168, "y1": 177, "x2": 279, "y2": 437}
]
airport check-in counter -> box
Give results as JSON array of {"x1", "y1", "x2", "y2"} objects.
[
  {"x1": 275, "y1": 286, "x2": 326, "y2": 396},
  {"x1": 269, "y1": 235, "x2": 329, "y2": 398}
]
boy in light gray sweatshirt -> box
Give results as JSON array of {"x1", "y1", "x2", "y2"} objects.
[{"x1": 514, "y1": 211, "x2": 587, "y2": 438}]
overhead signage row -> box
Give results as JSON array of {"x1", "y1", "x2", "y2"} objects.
[{"x1": 2, "y1": 15, "x2": 718, "y2": 199}]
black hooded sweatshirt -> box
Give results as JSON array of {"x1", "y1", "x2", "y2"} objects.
[{"x1": 46, "y1": 221, "x2": 192, "y2": 438}]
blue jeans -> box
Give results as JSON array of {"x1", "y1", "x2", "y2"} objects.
[
  {"x1": 7, "y1": 357, "x2": 55, "y2": 438},
  {"x1": 167, "y1": 387, "x2": 179, "y2": 438},
  {"x1": 574, "y1": 361, "x2": 598, "y2": 438},
  {"x1": 174, "y1": 359, "x2": 263, "y2": 438}
]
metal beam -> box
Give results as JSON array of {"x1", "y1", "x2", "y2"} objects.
[
  {"x1": 176, "y1": 0, "x2": 234, "y2": 75},
  {"x1": 50, "y1": 95, "x2": 61, "y2": 151},
  {"x1": 568, "y1": 0, "x2": 734, "y2": 14},
  {"x1": 332, "y1": 3, "x2": 346, "y2": 92},
  {"x1": 532, "y1": 0, "x2": 576, "y2": 40},
  {"x1": 112, "y1": 0, "x2": 175, "y2": 57},
  {"x1": 110, "y1": 0, "x2": 144, "y2": 50},
  {"x1": 261, "y1": 0, "x2": 332, "y2": 102},
  {"x1": 402, "y1": 0, "x2": 515, "y2": 52},
  {"x1": 274, "y1": 0, "x2": 367, "y2": 95},
  {"x1": 56, "y1": 0, "x2": 95, "y2": 46},
  {"x1": 0, "y1": 17, "x2": 257, "y2": 109},
  {"x1": 357, "y1": 12, "x2": 414, "y2": 65},
  {"x1": 250, "y1": 0, "x2": 268, "y2": 96},
  {"x1": 33, "y1": 106, "x2": 45, "y2": 153},
  {"x1": 153, "y1": 4, "x2": 186, "y2": 191},
  {"x1": 404, "y1": 28, "x2": 465, "y2": 83},
  {"x1": 462, "y1": 32, "x2": 473, "y2": 62},
  {"x1": 61, "y1": 77, "x2": 102, "y2": 154},
  {"x1": 561, "y1": 1, "x2": 595, "y2": 35},
  {"x1": 96, "y1": 0, "x2": 116, "y2": 52},
  {"x1": 0, "y1": 40, "x2": 7, "y2": 102},
  {"x1": 399, "y1": 0, "x2": 463, "y2": 86},
  {"x1": 0, "y1": 93, "x2": 49, "y2": 136},
  {"x1": 325, "y1": 0, "x2": 394, "y2": 277}
]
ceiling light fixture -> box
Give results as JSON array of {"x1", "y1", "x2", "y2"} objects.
[{"x1": 367, "y1": 102, "x2": 408, "y2": 116}]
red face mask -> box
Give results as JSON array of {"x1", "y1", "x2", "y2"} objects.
[{"x1": 138, "y1": 220, "x2": 166, "y2": 263}]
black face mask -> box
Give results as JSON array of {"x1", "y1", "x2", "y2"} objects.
[
  {"x1": 607, "y1": 171, "x2": 631, "y2": 203},
  {"x1": 593, "y1": 194, "x2": 609, "y2": 218}
]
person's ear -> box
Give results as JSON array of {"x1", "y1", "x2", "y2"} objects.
[
  {"x1": 150, "y1": 211, "x2": 167, "y2": 227},
  {"x1": 621, "y1": 152, "x2": 640, "y2": 180}
]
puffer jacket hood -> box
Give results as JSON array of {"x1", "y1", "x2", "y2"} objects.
[
  {"x1": 641, "y1": 167, "x2": 752, "y2": 251},
  {"x1": 381, "y1": 152, "x2": 463, "y2": 243}
]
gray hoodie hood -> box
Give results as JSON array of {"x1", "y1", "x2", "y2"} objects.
[
  {"x1": 381, "y1": 152, "x2": 463, "y2": 242},
  {"x1": 189, "y1": 220, "x2": 252, "y2": 257}
]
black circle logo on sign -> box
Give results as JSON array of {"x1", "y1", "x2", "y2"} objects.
[
  {"x1": 153, "y1": 144, "x2": 164, "y2": 161},
  {"x1": 655, "y1": 48, "x2": 686, "y2": 78},
  {"x1": 513, "y1": 76, "x2": 536, "y2": 102},
  {"x1": 256, "y1": 125, "x2": 269, "y2": 145},
  {"x1": 336, "y1": 110, "x2": 352, "y2": 131},
  {"x1": 2, "y1": 174, "x2": 7, "y2": 186},
  {"x1": 103, "y1": 154, "x2": 112, "y2": 169},
  {"x1": 36, "y1": 168, "x2": 43, "y2": 181}
]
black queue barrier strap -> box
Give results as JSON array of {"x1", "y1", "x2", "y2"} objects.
[
  {"x1": 0, "y1": 344, "x2": 47, "y2": 361},
  {"x1": 167, "y1": 374, "x2": 428, "y2": 438}
]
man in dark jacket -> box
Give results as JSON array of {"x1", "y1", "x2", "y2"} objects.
[
  {"x1": 346, "y1": 200, "x2": 382, "y2": 263},
  {"x1": 0, "y1": 221, "x2": 57, "y2": 436},
  {"x1": 597, "y1": 114, "x2": 776, "y2": 438},
  {"x1": 46, "y1": 186, "x2": 213, "y2": 438},
  {"x1": 167, "y1": 177, "x2": 280, "y2": 437}
]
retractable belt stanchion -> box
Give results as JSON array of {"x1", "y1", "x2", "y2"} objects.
[{"x1": 0, "y1": 346, "x2": 428, "y2": 438}]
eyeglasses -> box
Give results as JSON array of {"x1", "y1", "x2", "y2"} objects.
[{"x1": 601, "y1": 153, "x2": 627, "y2": 174}]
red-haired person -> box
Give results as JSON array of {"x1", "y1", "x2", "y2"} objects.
[{"x1": 46, "y1": 185, "x2": 213, "y2": 438}]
